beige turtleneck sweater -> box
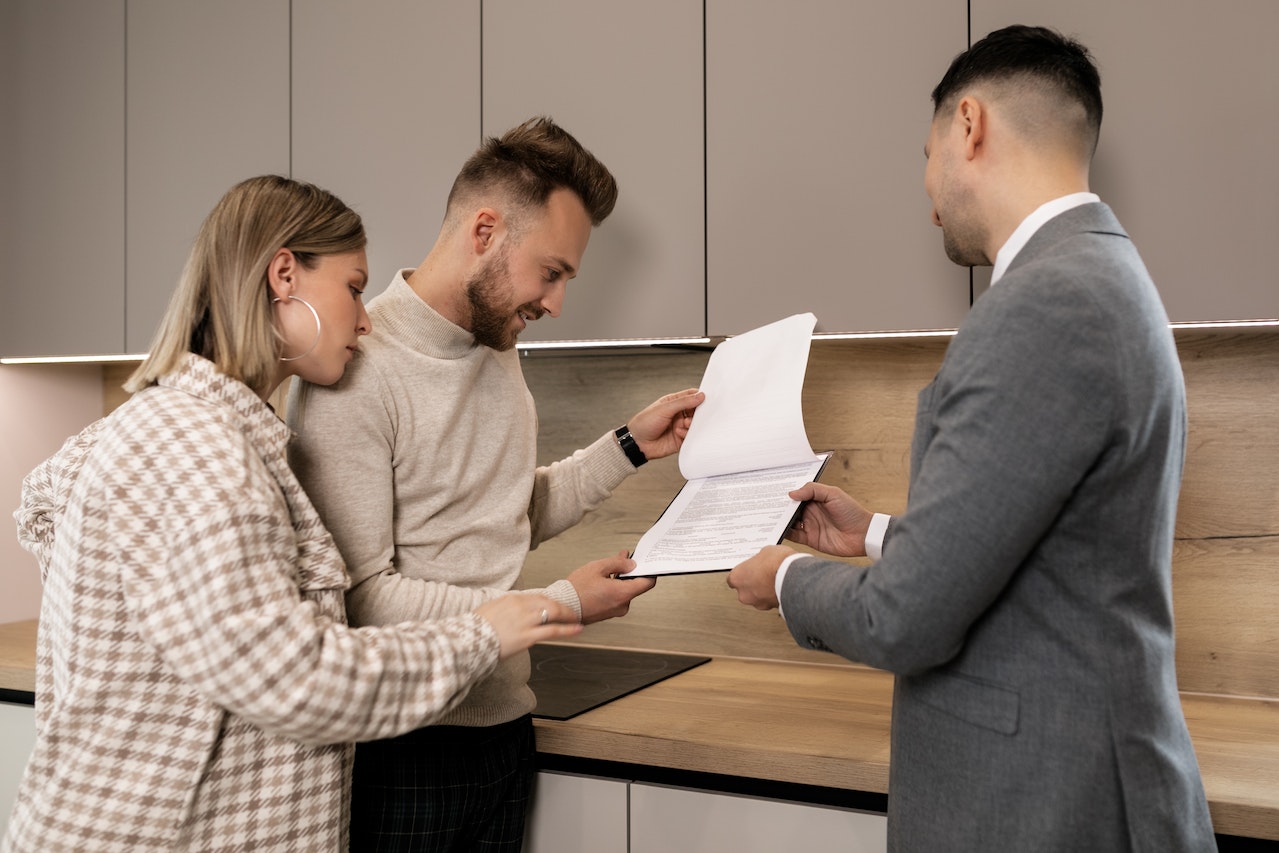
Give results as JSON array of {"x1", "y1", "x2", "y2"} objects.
[{"x1": 287, "y1": 270, "x2": 635, "y2": 727}]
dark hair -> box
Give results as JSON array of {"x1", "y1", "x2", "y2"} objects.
[
  {"x1": 931, "y1": 25, "x2": 1102, "y2": 154},
  {"x1": 445, "y1": 116, "x2": 618, "y2": 231}
]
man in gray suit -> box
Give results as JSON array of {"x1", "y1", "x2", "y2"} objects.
[{"x1": 727, "y1": 25, "x2": 1216, "y2": 851}]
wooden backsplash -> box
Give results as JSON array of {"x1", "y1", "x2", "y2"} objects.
[
  {"x1": 515, "y1": 331, "x2": 1279, "y2": 702},
  {"x1": 103, "y1": 330, "x2": 1278, "y2": 700}
]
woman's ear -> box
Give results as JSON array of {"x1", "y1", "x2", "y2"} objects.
[{"x1": 266, "y1": 248, "x2": 298, "y2": 301}]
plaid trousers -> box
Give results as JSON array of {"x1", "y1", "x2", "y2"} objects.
[{"x1": 349, "y1": 714, "x2": 535, "y2": 852}]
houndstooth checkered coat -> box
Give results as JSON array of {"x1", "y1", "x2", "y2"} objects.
[{"x1": 4, "y1": 354, "x2": 501, "y2": 852}]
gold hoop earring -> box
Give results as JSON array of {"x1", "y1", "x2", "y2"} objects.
[{"x1": 274, "y1": 295, "x2": 322, "y2": 362}]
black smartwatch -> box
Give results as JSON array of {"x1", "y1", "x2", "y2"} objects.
[{"x1": 614, "y1": 424, "x2": 648, "y2": 467}]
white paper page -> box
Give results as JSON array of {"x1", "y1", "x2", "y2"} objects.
[
  {"x1": 678, "y1": 312, "x2": 819, "y2": 480},
  {"x1": 623, "y1": 454, "x2": 830, "y2": 577}
]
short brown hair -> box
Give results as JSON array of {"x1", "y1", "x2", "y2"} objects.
[
  {"x1": 127, "y1": 175, "x2": 365, "y2": 395},
  {"x1": 444, "y1": 116, "x2": 618, "y2": 236}
]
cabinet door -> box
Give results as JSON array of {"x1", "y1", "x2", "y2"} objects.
[
  {"x1": 0, "y1": 702, "x2": 37, "y2": 840},
  {"x1": 482, "y1": 0, "x2": 705, "y2": 342},
  {"x1": 970, "y1": 2, "x2": 1279, "y2": 323},
  {"x1": 707, "y1": 0, "x2": 970, "y2": 336},
  {"x1": 630, "y1": 782, "x2": 887, "y2": 853},
  {"x1": 291, "y1": 2, "x2": 480, "y2": 302},
  {"x1": 0, "y1": 0, "x2": 125, "y2": 358},
  {"x1": 125, "y1": 0, "x2": 291, "y2": 353},
  {"x1": 523, "y1": 771, "x2": 628, "y2": 853}
]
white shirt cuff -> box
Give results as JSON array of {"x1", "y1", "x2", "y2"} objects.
[
  {"x1": 865, "y1": 513, "x2": 891, "y2": 561},
  {"x1": 774, "y1": 552, "x2": 810, "y2": 620}
]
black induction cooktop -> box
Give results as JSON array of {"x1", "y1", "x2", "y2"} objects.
[{"x1": 528, "y1": 644, "x2": 711, "y2": 720}]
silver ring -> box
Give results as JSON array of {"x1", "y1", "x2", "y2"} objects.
[{"x1": 539, "y1": 609, "x2": 549, "y2": 626}]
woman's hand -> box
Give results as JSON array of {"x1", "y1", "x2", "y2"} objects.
[{"x1": 475, "y1": 593, "x2": 583, "y2": 661}]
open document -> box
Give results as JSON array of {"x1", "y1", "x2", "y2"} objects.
[{"x1": 621, "y1": 313, "x2": 830, "y2": 577}]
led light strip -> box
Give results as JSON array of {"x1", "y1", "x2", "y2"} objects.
[
  {"x1": 811, "y1": 318, "x2": 1279, "y2": 342},
  {"x1": 1167, "y1": 318, "x2": 1278, "y2": 330},
  {"x1": 515, "y1": 336, "x2": 713, "y2": 351},
  {"x1": 0, "y1": 353, "x2": 149, "y2": 366},
  {"x1": 3, "y1": 320, "x2": 1275, "y2": 364},
  {"x1": 813, "y1": 329, "x2": 958, "y2": 341}
]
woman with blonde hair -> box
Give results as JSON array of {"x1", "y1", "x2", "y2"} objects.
[{"x1": 4, "y1": 175, "x2": 579, "y2": 853}]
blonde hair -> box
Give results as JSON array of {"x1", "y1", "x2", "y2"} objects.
[{"x1": 126, "y1": 175, "x2": 365, "y2": 395}]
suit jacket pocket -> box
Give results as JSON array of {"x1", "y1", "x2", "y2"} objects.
[{"x1": 904, "y1": 669, "x2": 1020, "y2": 736}]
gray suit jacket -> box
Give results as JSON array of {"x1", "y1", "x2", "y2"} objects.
[{"x1": 782, "y1": 204, "x2": 1216, "y2": 851}]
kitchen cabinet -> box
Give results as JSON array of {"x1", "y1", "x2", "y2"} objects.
[
  {"x1": 522, "y1": 771, "x2": 887, "y2": 852},
  {"x1": 125, "y1": 0, "x2": 292, "y2": 353},
  {"x1": 630, "y1": 782, "x2": 887, "y2": 853},
  {"x1": 7, "y1": 4, "x2": 1274, "y2": 362},
  {"x1": 523, "y1": 771, "x2": 628, "y2": 853},
  {"x1": 291, "y1": 1, "x2": 480, "y2": 301},
  {"x1": 0, "y1": 702, "x2": 36, "y2": 839},
  {"x1": 481, "y1": 0, "x2": 706, "y2": 342},
  {"x1": 0, "y1": 0, "x2": 125, "y2": 358},
  {"x1": 969, "y1": 1, "x2": 1279, "y2": 323},
  {"x1": 705, "y1": 0, "x2": 970, "y2": 336}
]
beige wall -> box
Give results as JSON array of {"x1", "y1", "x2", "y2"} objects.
[{"x1": 0, "y1": 364, "x2": 103, "y2": 623}]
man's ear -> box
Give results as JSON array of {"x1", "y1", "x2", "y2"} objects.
[
  {"x1": 958, "y1": 96, "x2": 985, "y2": 160},
  {"x1": 266, "y1": 248, "x2": 298, "y2": 301},
  {"x1": 470, "y1": 208, "x2": 500, "y2": 256}
]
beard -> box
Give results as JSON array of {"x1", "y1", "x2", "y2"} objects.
[
  {"x1": 463, "y1": 249, "x2": 542, "y2": 351},
  {"x1": 941, "y1": 221, "x2": 991, "y2": 268},
  {"x1": 933, "y1": 178, "x2": 990, "y2": 268}
]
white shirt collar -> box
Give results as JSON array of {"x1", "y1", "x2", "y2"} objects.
[{"x1": 990, "y1": 192, "x2": 1100, "y2": 285}]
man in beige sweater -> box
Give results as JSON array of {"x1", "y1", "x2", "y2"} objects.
[{"x1": 287, "y1": 117, "x2": 703, "y2": 851}]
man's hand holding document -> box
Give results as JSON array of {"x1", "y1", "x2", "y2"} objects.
[{"x1": 621, "y1": 313, "x2": 831, "y2": 578}]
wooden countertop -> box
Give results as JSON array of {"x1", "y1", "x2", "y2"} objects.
[
  {"x1": 534, "y1": 655, "x2": 894, "y2": 795},
  {"x1": 0, "y1": 620, "x2": 36, "y2": 695},
  {"x1": 2, "y1": 623, "x2": 1275, "y2": 839},
  {"x1": 532, "y1": 654, "x2": 1279, "y2": 842}
]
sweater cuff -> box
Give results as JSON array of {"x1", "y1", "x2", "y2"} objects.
[
  {"x1": 460, "y1": 612, "x2": 504, "y2": 675},
  {"x1": 582, "y1": 431, "x2": 637, "y2": 491},
  {"x1": 544, "y1": 578, "x2": 583, "y2": 622}
]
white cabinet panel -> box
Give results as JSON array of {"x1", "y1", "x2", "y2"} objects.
[
  {"x1": 631, "y1": 782, "x2": 887, "y2": 853},
  {"x1": 707, "y1": 0, "x2": 970, "y2": 336},
  {"x1": 0, "y1": 702, "x2": 37, "y2": 840},
  {"x1": 524, "y1": 771, "x2": 628, "y2": 853},
  {"x1": 291, "y1": 1, "x2": 480, "y2": 302},
  {"x1": 970, "y1": 2, "x2": 1279, "y2": 323},
  {"x1": 125, "y1": 0, "x2": 291, "y2": 352},
  {"x1": 482, "y1": 0, "x2": 706, "y2": 342},
  {"x1": 0, "y1": 0, "x2": 125, "y2": 358}
]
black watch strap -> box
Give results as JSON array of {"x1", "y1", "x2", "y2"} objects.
[{"x1": 614, "y1": 424, "x2": 648, "y2": 467}]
